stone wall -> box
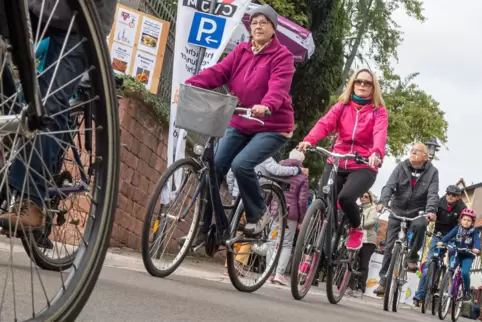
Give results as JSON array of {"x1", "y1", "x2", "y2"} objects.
[{"x1": 111, "y1": 98, "x2": 168, "y2": 249}]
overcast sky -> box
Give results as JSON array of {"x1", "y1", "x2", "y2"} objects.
[{"x1": 370, "y1": 0, "x2": 482, "y2": 197}]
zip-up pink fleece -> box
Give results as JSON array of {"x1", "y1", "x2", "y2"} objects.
[
  {"x1": 185, "y1": 37, "x2": 295, "y2": 134},
  {"x1": 304, "y1": 102, "x2": 388, "y2": 172}
]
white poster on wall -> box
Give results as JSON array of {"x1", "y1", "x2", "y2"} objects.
[
  {"x1": 114, "y1": 8, "x2": 140, "y2": 46},
  {"x1": 163, "y1": 0, "x2": 251, "y2": 203},
  {"x1": 138, "y1": 16, "x2": 163, "y2": 55}
]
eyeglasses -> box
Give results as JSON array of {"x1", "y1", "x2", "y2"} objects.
[
  {"x1": 410, "y1": 148, "x2": 427, "y2": 155},
  {"x1": 250, "y1": 20, "x2": 269, "y2": 27},
  {"x1": 447, "y1": 193, "x2": 460, "y2": 197},
  {"x1": 354, "y1": 79, "x2": 373, "y2": 87}
]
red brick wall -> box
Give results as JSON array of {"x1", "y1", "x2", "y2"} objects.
[{"x1": 112, "y1": 98, "x2": 168, "y2": 249}]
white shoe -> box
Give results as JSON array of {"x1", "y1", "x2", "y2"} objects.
[{"x1": 244, "y1": 211, "x2": 270, "y2": 235}]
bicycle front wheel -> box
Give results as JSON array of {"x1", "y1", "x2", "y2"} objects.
[
  {"x1": 383, "y1": 243, "x2": 402, "y2": 312},
  {"x1": 226, "y1": 180, "x2": 287, "y2": 293},
  {"x1": 0, "y1": 1, "x2": 119, "y2": 320},
  {"x1": 438, "y1": 270, "x2": 453, "y2": 320},
  {"x1": 141, "y1": 158, "x2": 204, "y2": 278},
  {"x1": 422, "y1": 261, "x2": 436, "y2": 313},
  {"x1": 450, "y1": 280, "x2": 463, "y2": 322},
  {"x1": 290, "y1": 199, "x2": 325, "y2": 300}
]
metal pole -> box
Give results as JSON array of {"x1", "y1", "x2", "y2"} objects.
[{"x1": 194, "y1": 0, "x2": 217, "y2": 74}]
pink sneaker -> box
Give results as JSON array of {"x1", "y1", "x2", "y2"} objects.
[
  {"x1": 273, "y1": 274, "x2": 287, "y2": 286},
  {"x1": 268, "y1": 275, "x2": 275, "y2": 283},
  {"x1": 346, "y1": 228, "x2": 363, "y2": 250}
]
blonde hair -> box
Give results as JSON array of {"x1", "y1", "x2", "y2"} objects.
[{"x1": 339, "y1": 69, "x2": 385, "y2": 108}]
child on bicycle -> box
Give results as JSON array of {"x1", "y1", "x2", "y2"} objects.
[{"x1": 437, "y1": 208, "x2": 481, "y2": 301}]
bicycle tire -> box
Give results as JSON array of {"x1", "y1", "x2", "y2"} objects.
[
  {"x1": 141, "y1": 157, "x2": 203, "y2": 278},
  {"x1": 325, "y1": 218, "x2": 351, "y2": 304},
  {"x1": 226, "y1": 180, "x2": 287, "y2": 293},
  {"x1": 383, "y1": 243, "x2": 402, "y2": 312},
  {"x1": 451, "y1": 280, "x2": 463, "y2": 322},
  {"x1": 290, "y1": 199, "x2": 325, "y2": 300},
  {"x1": 432, "y1": 265, "x2": 446, "y2": 316},
  {"x1": 11, "y1": 1, "x2": 120, "y2": 320},
  {"x1": 422, "y1": 261, "x2": 436, "y2": 313},
  {"x1": 438, "y1": 270, "x2": 453, "y2": 320}
]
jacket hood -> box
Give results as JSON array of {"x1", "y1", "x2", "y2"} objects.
[{"x1": 280, "y1": 159, "x2": 302, "y2": 167}]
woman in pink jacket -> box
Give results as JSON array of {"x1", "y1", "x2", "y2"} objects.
[
  {"x1": 298, "y1": 69, "x2": 388, "y2": 250},
  {"x1": 185, "y1": 4, "x2": 295, "y2": 238}
]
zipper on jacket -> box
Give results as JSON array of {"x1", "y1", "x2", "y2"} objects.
[
  {"x1": 345, "y1": 107, "x2": 361, "y2": 169},
  {"x1": 244, "y1": 55, "x2": 256, "y2": 81}
]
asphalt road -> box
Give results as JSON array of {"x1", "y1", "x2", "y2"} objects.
[{"x1": 0, "y1": 241, "x2": 470, "y2": 322}]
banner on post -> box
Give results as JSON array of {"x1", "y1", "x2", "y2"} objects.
[{"x1": 162, "y1": 0, "x2": 251, "y2": 203}]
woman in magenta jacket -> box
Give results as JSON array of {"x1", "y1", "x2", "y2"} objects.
[
  {"x1": 298, "y1": 69, "x2": 388, "y2": 251},
  {"x1": 185, "y1": 4, "x2": 295, "y2": 239}
]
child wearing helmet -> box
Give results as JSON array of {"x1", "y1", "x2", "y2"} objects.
[{"x1": 437, "y1": 208, "x2": 481, "y2": 301}]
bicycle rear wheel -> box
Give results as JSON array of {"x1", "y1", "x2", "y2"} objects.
[
  {"x1": 438, "y1": 270, "x2": 453, "y2": 320},
  {"x1": 325, "y1": 218, "x2": 352, "y2": 304},
  {"x1": 290, "y1": 199, "x2": 325, "y2": 300},
  {"x1": 141, "y1": 158, "x2": 204, "y2": 278},
  {"x1": 0, "y1": 1, "x2": 119, "y2": 320},
  {"x1": 383, "y1": 243, "x2": 402, "y2": 312},
  {"x1": 450, "y1": 280, "x2": 463, "y2": 322},
  {"x1": 226, "y1": 180, "x2": 287, "y2": 293}
]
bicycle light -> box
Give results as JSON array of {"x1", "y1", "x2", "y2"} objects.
[
  {"x1": 193, "y1": 144, "x2": 204, "y2": 155},
  {"x1": 322, "y1": 185, "x2": 330, "y2": 194}
]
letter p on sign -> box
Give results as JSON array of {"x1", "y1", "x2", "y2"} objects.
[{"x1": 188, "y1": 12, "x2": 226, "y2": 50}]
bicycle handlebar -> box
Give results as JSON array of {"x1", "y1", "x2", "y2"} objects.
[
  {"x1": 383, "y1": 207, "x2": 429, "y2": 222},
  {"x1": 439, "y1": 244, "x2": 477, "y2": 257},
  {"x1": 234, "y1": 107, "x2": 270, "y2": 125},
  {"x1": 306, "y1": 146, "x2": 381, "y2": 168}
]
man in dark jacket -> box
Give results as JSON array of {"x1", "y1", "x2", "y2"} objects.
[
  {"x1": 0, "y1": 1, "x2": 116, "y2": 229},
  {"x1": 373, "y1": 143, "x2": 439, "y2": 296},
  {"x1": 412, "y1": 185, "x2": 466, "y2": 305}
]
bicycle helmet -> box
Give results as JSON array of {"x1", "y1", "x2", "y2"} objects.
[
  {"x1": 446, "y1": 185, "x2": 462, "y2": 196},
  {"x1": 460, "y1": 208, "x2": 476, "y2": 220}
]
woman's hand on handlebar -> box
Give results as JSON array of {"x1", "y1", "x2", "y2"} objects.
[
  {"x1": 251, "y1": 105, "x2": 270, "y2": 117},
  {"x1": 298, "y1": 141, "x2": 312, "y2": 152},
  {"x1": 368, "y1": 153, "x2": 381, "y2": 168}
]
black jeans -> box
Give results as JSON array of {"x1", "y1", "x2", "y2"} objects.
[
  {"x1": 379, "y1": 216, "x2": 428, "y2": 287},
  {"x1": 320, "y1": 164, "x2": 377, "y2": 228},
  {"x1": 358, "y1": 243, "x2": 376, "y2": 293}
]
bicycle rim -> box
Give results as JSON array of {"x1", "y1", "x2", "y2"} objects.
[
  {"x1": 422, "y1": 262, "x2": 436, "y2": 313},
  {"x1": 226, "y1": 181, "x2": 286, "y2": 293},
  {"x1": 438, "y1": 271, "x2": 453, "y2": 320},
  {"x1": 290, "y1": 199, "x2": 325, "y2": 300},
  {"x1": 325, "y1": 222, "x2": 351, "y2": 304},
  {"x1": 141, "y1": 158, "x2": 203, "y2": 278},
  {"x1": 0, "y1": 0, "x2": 119, "y2": 320},
  {"x1": 383, "y1": 243, "x2": 401, "y2": 312},
  {"x1": 451, "y1": 282, "x2": 463, "y2": 322}
]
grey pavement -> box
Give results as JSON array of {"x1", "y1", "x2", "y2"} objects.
[{"x1": 0, "y1": 240, "x2": 472, "y2": 321}]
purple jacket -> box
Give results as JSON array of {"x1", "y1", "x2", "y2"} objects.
[
  {"x1": 186, "y1": 37, "x2": 295, "y2": 134},
  {"x1": 280, "y1": 159, "x2": 309, "y2": 223}
]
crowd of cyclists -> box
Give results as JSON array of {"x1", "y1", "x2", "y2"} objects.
[{"x1": 1, "y1": 1, "x2": 479, "y2": 320}]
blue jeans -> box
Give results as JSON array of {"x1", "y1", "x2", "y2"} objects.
[
  {"x1": 7, "y1": 27, "x2": 87, "y2": 207},
  {"x1": 202, "y1": 127, "x2": 287, "y2": 234},
  {"x1": 414, "y1": 236, "x2": 441, "y2": 300},
  {"x1": 453, "y1": 255, "x2": 473, "y2": 295}
]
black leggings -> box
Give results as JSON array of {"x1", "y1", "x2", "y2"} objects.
[
  {"x1": 358, "y1": 243, "x2": 376, "y2": 292},
  {"x1": 320, "y1": 164, "x2": 377, "y2": 228}
]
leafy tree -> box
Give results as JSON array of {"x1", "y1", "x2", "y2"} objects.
[
  {"x1": 337, "y1": 0, "x2": 425, "y2": 93},
  {"x1": 380, "y1": 69, "x2": 448, "y2": 159},
  {"x1": 256, "y1": 0, "x2": 310, "y2": 26}
]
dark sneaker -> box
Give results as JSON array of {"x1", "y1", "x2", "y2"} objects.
[
  {"x1": 463, "y1": 293, "x2": 472, "y2": 302},
  {"x1": 407, "y1": 261, "x2": 418, "y2": 272},
  {"x1": 373, "y1": 285, "x2": 385, "y2": 296},
  {"x1": 413, "y1": 299, "x2": 420, "y2": 307},
  {"x1": 244, "y1": 211, "x2": 270, "y2": 235}
]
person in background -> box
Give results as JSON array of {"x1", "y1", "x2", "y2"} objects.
[
  {"x1": 298, "y1": 69, "x2": 388, "y2": 251},
  {"x1": 373, "y1": 142, "x2": 439, "y2": 296},
  {"x1": 261, "y1": 149, "x2": 309, "y2": 285},
  {"x1": 437, "y1": 208, "x2": 480, "y2": 301},
  {"x1": 224, "y1": 154, "x2": 307, "y2": 275},
  {"x1": 348, "y1": 190, "x2": 378, "y2": 298},
  {"x1": 413, "y1": 185, "x2": 467, "y2": 306}
]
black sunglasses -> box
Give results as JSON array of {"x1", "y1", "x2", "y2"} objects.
[
  {"x1": 354, "y1": 79, "x2": 373, "y2": 87},
  {"x1": 447, "y1": 193, "x2": 460, "y2": 197}
]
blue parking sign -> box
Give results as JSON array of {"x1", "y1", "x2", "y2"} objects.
[{"x1": 188, "y1": 12, "x2": 226, "y2": 50}]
